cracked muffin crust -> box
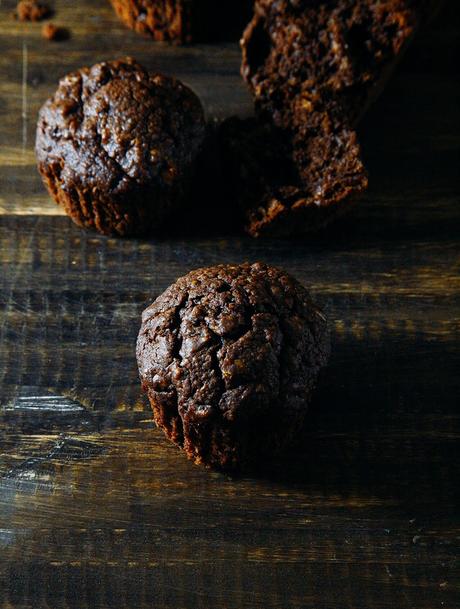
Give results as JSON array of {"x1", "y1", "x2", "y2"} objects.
[
  {"x1": 109, "y1": 0, "x2": 254, "y2": 44},
  {"x1": 35, "y1": 58, "x2": 206, "y2": 236},
  {"x1": 136, "y1": 262, "x2": 329, "y2": 470},
  {"x1": 236, "y1": 0, "x2": 441, "y2": 237}
]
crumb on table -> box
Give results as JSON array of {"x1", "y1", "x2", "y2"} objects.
[
  {"x1": 15, "y1": 0, "x2": 51, "y2": 22},
  {"x1": 42, "y1": 23, "x2": 69, "y2": 41}
]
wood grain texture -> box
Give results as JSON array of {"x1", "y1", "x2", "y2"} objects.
[{"x1": 1, "y1": 1, "x2": 460, "y2": 608}]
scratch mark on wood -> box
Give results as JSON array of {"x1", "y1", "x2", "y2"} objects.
[
  {"x1": 2, "y1": 435, "x2": 106, "y2": 484},
  {"x1": 0, "y1": 528, "x2": 16, "y2": 547},
  {"x1": 49, "y1": 435, "x2": 106, "y2": 460},
  {"x1": 3, "y1": 393, "x2": 86, "y2": 413},
  {"x1": 0, "y1": 219, "x2": 38, "y2": 387},
  {"x1": 22, "y1": 42, "x2": 28, "y2": 153}
]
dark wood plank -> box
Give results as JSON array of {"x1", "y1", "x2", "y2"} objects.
[{"x1": 1, "y1": 1, "x2": 459, "y2": 608}]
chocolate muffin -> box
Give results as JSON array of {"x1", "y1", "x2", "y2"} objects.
[
  {"x1": 242, "y1": 0, "x2": 438, "y2": 128},
  {"x1": 35, "y1": 58, "x2": 206, "y2": 236},
  {"x1": 235, "y1": 0, "x2": 441, "y2": 237},
  {"x1": 109, "y1": 0, "x2": 254, "y2": 44},
  {"x1": 218, "y1": 110, "x2": 367, "y2": 238},
  {"x1": 136, "y1": 262, "x2": 329, "y2": 470}
]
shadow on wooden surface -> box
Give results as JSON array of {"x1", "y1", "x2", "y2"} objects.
[{"x1": 261, "y1": 337, "x2": 458, "y2": 500}]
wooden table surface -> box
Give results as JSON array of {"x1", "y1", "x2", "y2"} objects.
[{"x1": 1, "y1": 1, "x2": 459, "y2": 608}]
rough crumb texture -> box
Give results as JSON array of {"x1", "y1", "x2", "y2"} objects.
[
  {"x1": 236, "y1": 0, "x2": 441, "y2": 237},
  {"x1": 242, "y1": 0, "x2": 439, "y2": 127},
  {"x1": 35, "y1": 58, "x2": 206, "y2": 236},
  {"x1": 137, "y1": 262, "x2": 329, "y2": 470},
  {"x1": 218, "y1": 110, "x2": 367, "y2": 238},
  {"x1": 109, "y1": 0, "x2": 254, "y2": 44},
  {"x1": 15, "y1": 0, "x2": 51, "y2": 21}
]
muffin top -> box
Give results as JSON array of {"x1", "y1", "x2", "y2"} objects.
[
  {"x1": 137, "y1": 262, "x2": 329, "y2": 425},
  {"x1": 35, "y1": 57, "x2": 205, "y2": 197}
]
